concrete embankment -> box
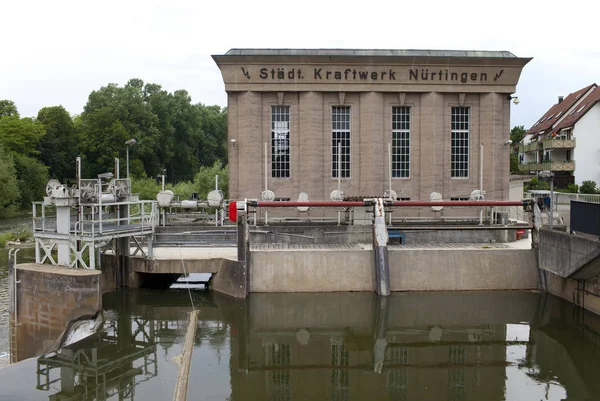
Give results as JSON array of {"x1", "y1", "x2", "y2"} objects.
[{"x1": 538, "y1": 228, "x2": 600, "y2": 315}]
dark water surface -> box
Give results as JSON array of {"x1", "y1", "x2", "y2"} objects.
[{"x1": 1, "y1": 289, "x2": 600, "y2": 400}]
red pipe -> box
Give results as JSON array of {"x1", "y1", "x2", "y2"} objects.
[
  {"x1": 255, "y1": 201, "x2": 367, "y2": 208},
  {"x1": 251, "y1": 200, "x2": 526, "y2": 208},
  {"x1": 390, "y1": 201, "x2": 525, "y2": 207}
]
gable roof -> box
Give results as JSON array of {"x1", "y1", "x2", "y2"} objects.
[
  {"x1": 554, "y1": 85, "x2": 600, "y2": 131},
  {"x1": 526, "y1": 84, "x2": 596, "y2": 136}
]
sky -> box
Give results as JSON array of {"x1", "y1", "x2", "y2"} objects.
[{"x1": 2, "y1": 0, "x2": 599, "y2": 130}]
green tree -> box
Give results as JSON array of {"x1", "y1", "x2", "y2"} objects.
[
  {"x1": 510, "y1": 153, "x2": 520, "y2": 174},
  {"x1": 194, "y1": 161, "x2": 228, "y2": 198},
  {"x1": 79, "y1": 79, "x2": 228, "y2": 183},
  {"x1": 510, "y1": 125, "x2": 526, "y2": 145},
  {"x1": 0, "y1": 115, "x2": 46, "y2": 156},
  {"x1": 13, "y1": 155, "x2": 48, "y2": 210},
  {"x1": 37, "y1": 106, "x2": 79, "y2": 181},
  {"x1": 580, "y1": 180, "x2": 598, "y2": 194},
  {"x1": 0, "y1": 146, "x2": 19, "y2": 217},
  {"x1": 0, "y1": 100, "x2": 19, "y2": 118}
]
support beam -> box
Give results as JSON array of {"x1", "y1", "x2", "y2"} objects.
[{"x1": 373, "y1": 198, "x2": 390, "y2": 296}]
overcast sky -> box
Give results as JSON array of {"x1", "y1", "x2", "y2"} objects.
[{"x1": 3, "y1": 0, "x2": 598, "y2": 130}]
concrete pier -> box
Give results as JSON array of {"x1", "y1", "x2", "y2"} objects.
[{"x1": 9, "y1": 263, "x2": 101, "y2": 362}]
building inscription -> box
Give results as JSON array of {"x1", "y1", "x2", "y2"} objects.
[{"x1": 246, "y1": 67, "x2": 505, "y2": 83}]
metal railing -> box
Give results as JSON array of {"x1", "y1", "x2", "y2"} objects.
[{"x1": 542, "y1": 139, "x2": 575, "y2": 149}]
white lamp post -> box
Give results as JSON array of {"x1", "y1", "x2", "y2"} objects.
[{"x1": 125, "y1": 139, "x2": 137, "y2": 179}]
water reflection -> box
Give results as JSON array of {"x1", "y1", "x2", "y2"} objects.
[{"x1": 2, "y1": 290, "x2": 600, "y2": 400}]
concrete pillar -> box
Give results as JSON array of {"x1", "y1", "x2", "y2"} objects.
[
  {"x1": 359, "y1": 92, "x2": 384, "y2": 195},
  {"x1": 298, "y1": 92, "x2": 325, "y2": 200},
  {"x1": 9, "y1": 264, "x2": 101, "y2": 362},
  {"x1": 238, "y1": 211, "x2": 250, "y2": 296},
  {"x1": 237, "y1": 92, "x2": 263, "y2": 199},
  {"x1": 419, "y1": 92, "x2": 443, "y2": 199},
  {"x1": 228, "y1": 93, "x2": 240, "y2": 200}
]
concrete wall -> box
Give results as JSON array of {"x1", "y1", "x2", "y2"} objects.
[
  {"x1": 538, "y1": 228, "x2": 600, "y2": 278},
  {"x1": 389, "y1": 249, "x2": 537, "y2": 291},
  {"x1": 250, "y1": 248, "x2": 537, "y2": 293},
  {"x1": 10, "y1": 263, "x2": 101, "y2": 361},
  {"x1": 251, "y1": 249, "x2": 373, "y2": 292},
  {"x1": 546, "y1": 273, "x2": 600, "y2": 316}
]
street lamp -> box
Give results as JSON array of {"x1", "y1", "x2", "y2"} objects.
[
  {"x1": 538, "y1": 170, "x2": 554, "y2": 229},
  {"x1": 125, "y1": 139, "x2": 137, "y2": 179}
]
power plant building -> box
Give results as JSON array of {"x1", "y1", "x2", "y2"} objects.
[{"x1": 212, "y1": 49, "x2": 531, "y2": 205}]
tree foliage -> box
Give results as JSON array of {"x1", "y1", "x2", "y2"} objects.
[
  {"x1": 79, "y1": 79, "x2": 227, "y2": 182},
  {"x1": 510, "y1": 125, "x2": 526, "y2": 145},
  {"x1": 37, "y1": 106, "x2": 79, "y2": 180},
  {"x1": 580, "y1": 180, "x2": 598, "y2": 194},
  {"x1": 0, "y1": 115, "x2": 45, "y2": 156},
  {"x1": 0, "y1": 81, "x2": 228, "y2": 216},
  {"x1": 525, "y1": 177, "x2": 550, "y2": 191},
  {"x1": 510, "y1": 153, "x2": 520, "y2": 174},
  {"x1": 0, "y1": 146, "x2": 19, "y2": 218},
  {"x1": 13, "y1": 154, "x2": 48, "y2": 210},
  {"x1": 0, "y1": 100, "x2": 19, "y2": 118}
]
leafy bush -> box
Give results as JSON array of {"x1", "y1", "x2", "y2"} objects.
[
  {"x1": 526, "y1": 177, "x2": 550, "y2": 191},
  {"x1": 0, "y1": 228, "x2": 32, "y2": 247},
  {"x1": 194, "y1": 161, "x2": 228, "y2": 199},
  {"x1": 170, "y1": 181, "x2": 197, "y2": 200},
  {"x1": 560, "y1": 183, "x2": 579, "y2": 194},
  {"x1": 580, "y1": 180, "x2": 598, "y2": 194},
  {"x1": 131, "y1": 177, "x2": 161, "y2": 200}
]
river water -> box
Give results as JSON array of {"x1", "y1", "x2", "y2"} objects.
[{"x1": 0, "y1": 286, "x2": 599, "y2": 400}]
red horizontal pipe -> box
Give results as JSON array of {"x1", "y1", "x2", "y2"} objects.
[
  {"x1": 255, "y1": 201, "x2": 367, "y2": 208},
  {"x1": 251, "y1": 200, "x2": 526, "y2": 208},
  {"x1": 390, "y1": 201, "x2": 524, "y2": 207}
]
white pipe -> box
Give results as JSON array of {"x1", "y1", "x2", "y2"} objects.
[
  {"x1": 264, "y1": 142, "x2": 268, "y2": 192},
  {"x1": 388, "y1": 142, "x2": 392, "y2": 194},
  {"x1": 338, "y1": 141, "x2": 341, "y2": 226},
  {"x1": 337, "y1": 141, "x2": 341, "y2": 191},
  {"x1": 388, "y1": 142, "x2": 392, "y2": 225},
  {"x1": 479, "y1": 142, "x2": 483, "y2": 225},
  {"x1": 264, "y1": 142, "x2": 268, "y2": 225}
]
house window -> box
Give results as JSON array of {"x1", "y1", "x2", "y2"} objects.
[
  {"x1": 451, "y1": 107, "x2": 470, "y2": 178},
  {"x1": 271, "y1": 106, "x2": 290, "y2": 178},
  {"x1": 332, "y1": 106, "x2": 351, "y2": 178},
  {"x1": 392, "y1": 106, "x2": 411, "y2": 178}
]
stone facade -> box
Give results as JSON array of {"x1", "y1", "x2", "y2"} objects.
[{"x1": 213, "y1": 49, "x2": 531, "y2": 203}]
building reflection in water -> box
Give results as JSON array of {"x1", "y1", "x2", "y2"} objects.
[{"x1": 10, "y1": 290, "x2": 600, "y2": 400}]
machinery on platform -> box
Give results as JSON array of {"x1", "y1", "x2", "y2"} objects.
[{"x1": 33, "y1": 157, "x2": 156, "y2": 269}]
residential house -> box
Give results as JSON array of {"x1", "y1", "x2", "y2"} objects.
[{"x1": 519, "y1": 84, "x2": 600, "y2": 187}]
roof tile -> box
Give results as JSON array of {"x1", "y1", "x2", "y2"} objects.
[
  {"x1": 554, "y1": 85, "x2": 600, "y2": 131},
  {"x1": 526, "y1": 84, "x2": 596, "y2": 135}
]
